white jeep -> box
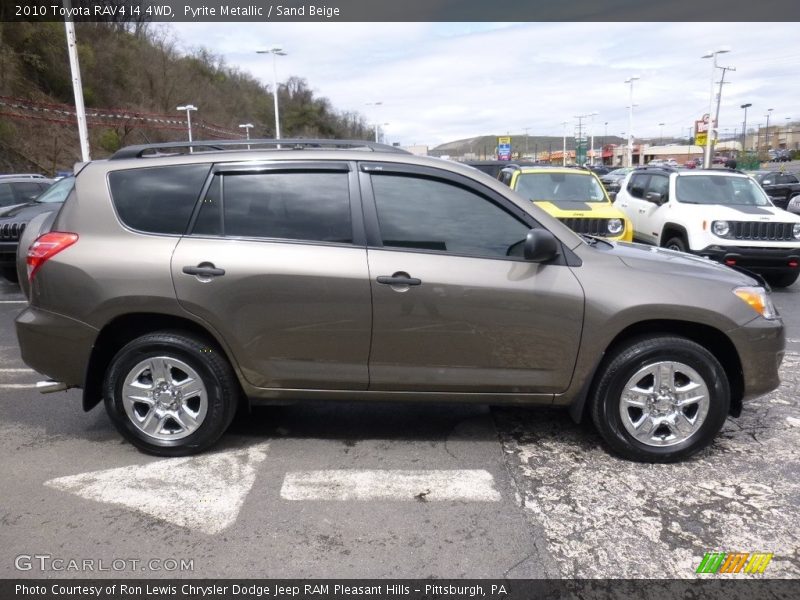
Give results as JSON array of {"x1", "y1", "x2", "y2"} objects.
[{"x1": 613, "y1": 167, "x2": 800, "y2": 287}]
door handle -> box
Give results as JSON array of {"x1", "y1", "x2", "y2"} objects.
[
  {"x1": 182, "y1": 264, "x2": 225, "y2": 277},
  {"x1": 377, "y1": 274, "x2": 422, "y2": 286}
]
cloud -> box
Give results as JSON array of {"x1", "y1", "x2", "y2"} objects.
[{"x1": 169, "y1": 22, "x2": 800, "y2": 147}]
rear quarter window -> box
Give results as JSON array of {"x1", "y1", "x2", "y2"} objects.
[{"x1": 108, "y1": 165, "x2": 211, "y2": 234}]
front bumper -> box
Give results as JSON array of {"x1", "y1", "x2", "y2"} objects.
[
  {"x1": 729, "y1": 316, "x2": 785, "y2": 402},
  {"x1": 0, "y1": 241, "x2": 18, "y2": 267},
  {"x1": 697, "y1": 244, "x2": 800, "y2": 274},
  {"x1": 15, "y1": 306, "x2": 98, "y2": 388}
]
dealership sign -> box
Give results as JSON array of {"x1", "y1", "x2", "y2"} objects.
[{"x1": 497, "y1": 137, "x2": 512, "y2": 160}]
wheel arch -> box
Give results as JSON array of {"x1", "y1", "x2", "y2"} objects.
[
  {"x1": 660, "y1": 222, "x2": 689, "y2": 247},
  {"x1": 570, "y1": 319, "x2": 744, "y2": 422},
  {"x1": 82, "y1": 313, "x2": 245, "y2": 412}
]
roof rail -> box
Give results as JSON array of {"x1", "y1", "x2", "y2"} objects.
[
  {"x1": 0, "y1": 173, "x2": 47, "y2": 179},
  {"x1": 109, "y1": 138, "x2": 410, "y2": 160}
]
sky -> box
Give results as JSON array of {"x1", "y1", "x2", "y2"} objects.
[{"x1": 168, "y1": 22, "x2": 800, "y2": 148}]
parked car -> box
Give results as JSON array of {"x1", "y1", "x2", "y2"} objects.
[
  {"x1": 748, "y1": 170, "x2": 800, "y2": 210},
  {"x1": 497, "y1": 165, "x2": 632, "y2": 241},
  {"x1": 613, "y1": 165, "x2": 800, "y2": 287},
  {"x1": 463, "y1": 159, "x2": 537, "y2": 179},
  {"x1": 0, "y1": 174, "x2": 53, "y2": 209},
  {"x1": 683, "y1": 158, "x2": 702, "y2": 169},
  {"x1": 599, "y1": 167, "x2": 635, "y2": 194},
  {"x1": 0, "y1": 176, "x2": 68, "y2": 282},
  {"x1": 16, "y1": 139, "x2": 783, "y2": 463}
]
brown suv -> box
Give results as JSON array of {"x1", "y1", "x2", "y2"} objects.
[{"x1": 15, "y1": 139, "x2": 785, "y2": 462}]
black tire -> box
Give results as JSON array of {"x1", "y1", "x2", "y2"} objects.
[
  {"x1": 103, "y1": 331, "x2": 239, "y2": 456},
  {"x1": 663, "y1": 236, "x2": 687, "y2": 253},
  {"x1": 590, "y1": 335, "x2": 730, "y2": 463},
  {"x1": 764, "y1": 271, "x2": 799, "y2": 288},
  {"x1": 1, "y1": 266, "x2": 18, "y2": 283}
]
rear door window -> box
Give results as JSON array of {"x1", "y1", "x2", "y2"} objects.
[{"x1": 192, "y1": 171, "x2": 353, "y2": 244}]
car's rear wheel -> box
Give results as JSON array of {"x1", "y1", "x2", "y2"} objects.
[
  {"x1": 591, "y1": 336, "x2": 730, "y2": 462},
  {"x1": 103, "y1": 331, "x2": 238, "y2": 456},
  {"x1": 764, "y1": 271, "x2": 799, "y2": 288}
]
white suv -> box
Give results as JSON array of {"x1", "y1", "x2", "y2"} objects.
[{"x1": 613, "y1": 167, "x2": 800, "y2": 287}]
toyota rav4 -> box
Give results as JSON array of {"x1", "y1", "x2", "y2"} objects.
[{"x1": 15, "y1": 140, "x2": 784, "y2": 462}]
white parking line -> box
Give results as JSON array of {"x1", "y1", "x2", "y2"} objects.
[
  {"x1": 280, "y1": 469, "x2": 502, "y2": 502},
  {"x1": 0, "y1": 368, "x2": 35, "y2": 373},
  {"x1": 0, "y1": 301, "x2": 26, "y2": 304},
  {"x1": 0, "y1": 384, "x2": 37, "y2": 389},
  {"x1": 45, "y1": 443, "x2": 270, "y2": 535}
]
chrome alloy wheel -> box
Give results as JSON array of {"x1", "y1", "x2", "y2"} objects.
[
  {"x1": 619, "y1": 361, "x2": 710, "y2": 447},
  {"x1": 121, "y1": 356, "x2": 208, "y2": 441}
]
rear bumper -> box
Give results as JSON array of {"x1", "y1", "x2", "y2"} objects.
[
  {"x1": 697, "y1": 244, "x2": 800, "y2": 274},
  {"x1": 15, "y1": 306, "x2": 97, "y2": 388}
]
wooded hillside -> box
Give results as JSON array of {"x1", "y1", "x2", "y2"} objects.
[{"x1": 0, "y1": 21, "x2": 372, "y2": 174}]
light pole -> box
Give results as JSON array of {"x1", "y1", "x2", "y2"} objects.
[
  {"x1": 256, "y1": 46, "x2": 287, "y2": 140},
  {"x1": 602, "y1": 121, "x2": 608, "y2": 165},
  {"x1": 764, "y1": 108, "x2": 774, "y2": 153},
  {"x1": 658, "y1": 122, "x2": 665, "y2": 145},
  {"x1": 64, "y1": 0, "x2": 90, "y2": 162},
  {"x1": 239, "y1": 123, "x2": 254, "y2": 149},
  {"x1": 701, "y1": 47, "x2": 731, "y2": 168},
  {"x1": 625, "y1": 76, "x2": 640, "y2": 167},
  {"x1": 561, "y1": 120, "x2": 568, "y2": 166},
  {"x1": 588, "y1": 112, "x2": 598, "y2": 165},
  {"x1": 365, "y1": 101, "x2": 383, "y2": 142},
  {"x1": 176, "y1": 104, "x2": 197, "y2": 152},
  {"x1": 740, "y1": 103, "x2": 752, "y2": 154}
]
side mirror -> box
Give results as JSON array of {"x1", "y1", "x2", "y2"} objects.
[
  {"x1": 645, "y1": 191, "x2": 666, "y2": 205},
  {"x1": 524, "y1": 229, "x2": 560, "y2": 263}
]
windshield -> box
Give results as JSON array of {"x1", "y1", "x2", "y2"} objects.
[
  {"x1": 675, "y1": 175, "x2": 771, "y2": 206},
  {"x1": 515, "y1": 172, "x2": 608, "y2": 204},
  {"x1": 35, "y1": 176, "x2": 74, "y2": 204}
]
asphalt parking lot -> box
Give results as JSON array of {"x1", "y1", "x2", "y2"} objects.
[{"x1": 1, "y1": 276, "x2": 798, "y2": 579}]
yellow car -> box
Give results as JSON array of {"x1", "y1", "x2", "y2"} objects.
[{"x1": 498, "y1": 166, "x2": 633, "y2": 242}]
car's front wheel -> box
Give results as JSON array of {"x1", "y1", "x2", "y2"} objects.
[
  {"x1": 591, "y1": 336, "x2": 730, "y2": 462},
  {"x1": 764, "y1": 271, "x2": 799, "y2": 288},
  {"x1": 103, "y1": 331, "x2": 239, "y2": 456}
]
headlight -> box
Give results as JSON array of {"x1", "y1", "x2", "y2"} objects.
[
  {"x1": 712, "y1": 220, "x2": 730, "y2": 237},
  {"x1": 607, "y1": 218, "x2": 623, "y2": 235},
  {"x1": 793, "y1": 223, "x2": 800, "y2": 240},
  {"x1": 734, "y1": 286, "x2": 778, "y2": 320}
]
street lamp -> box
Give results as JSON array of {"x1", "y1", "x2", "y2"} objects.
[
  {"x1": 740, "y1": 103, "x2": 752, "y2": 153},
  {"x1": 365, "y1": 101, "x2": 383, "y2": 142},
  {"x1": 658, "y1": 122, "x2": 665, "y2": 145},
  {"x1": 256, "y1": 46, "x2": 287, "y2": 140},
  {"x1": 239, "y1": 123, "x2": 254, "y2": 149},
  {"x1": 588, "y1": 112, "x2": 598, "y2": 165},
  {"x1": 561, "y1": 120, "x2": 568, "y2": 166},
  {"x1": 701, "y1": 47, "x2": 731, "y2": 168},
  {"x1": 176, "y1": 104, "x2": 197, "y2": 152},
  {"x1": 625, "y1": 76, "x2": 640, "y2": 167}
]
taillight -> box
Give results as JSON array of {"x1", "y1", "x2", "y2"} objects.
[{"x1": 27, "y1": 232, "x2": 79, "y2": 280}]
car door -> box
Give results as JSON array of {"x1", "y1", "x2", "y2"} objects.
[
  {"x1": 171, "y1": 161, "x2": 372, "y2": 391},
  {"x1": 617, "y1": 172, "x2": 651, "y2": 240},
  {"x1": 359, "y1": 162, "x2": 584, "y2": 394}
]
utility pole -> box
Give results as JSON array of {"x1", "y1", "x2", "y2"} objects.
[
  {"x1": 740, "y1": 103, "x2": 752, "y2": 154},
  {"x1": 561, "y1": 121, "x2": 568, "y2": 166},
  {"x1": 575, "y1": 115, "x2": 584, "y2": 165},
  {"x1": 523, "y1": 127, "x2": 530, "y2": 157},
  {"x1": 63, "y1": 0, "x2": 90, "y2": 162},
  {"x1": 625, "y1": 76, "x2": 640, "y2": 167},
  {"x1": 711, "y1": 64, "x2": 735, "y2": 162}
]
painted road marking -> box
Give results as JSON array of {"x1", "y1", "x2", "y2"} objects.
[
  {"x1": 281, "y1": 469, "x2": 502, "y2": 502},
  {"x1": 0, "y1": 368, "x2": 35, "y2": 373},
  {"x1": 0, "y1": 383, "x2": 37, "y2": 389},
  {"x1": 0, "y1": 301, "x2": 26, "y2": 304},
  {"x1": 45, "y1": 443, "x2": 269, "y2": 535}
]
